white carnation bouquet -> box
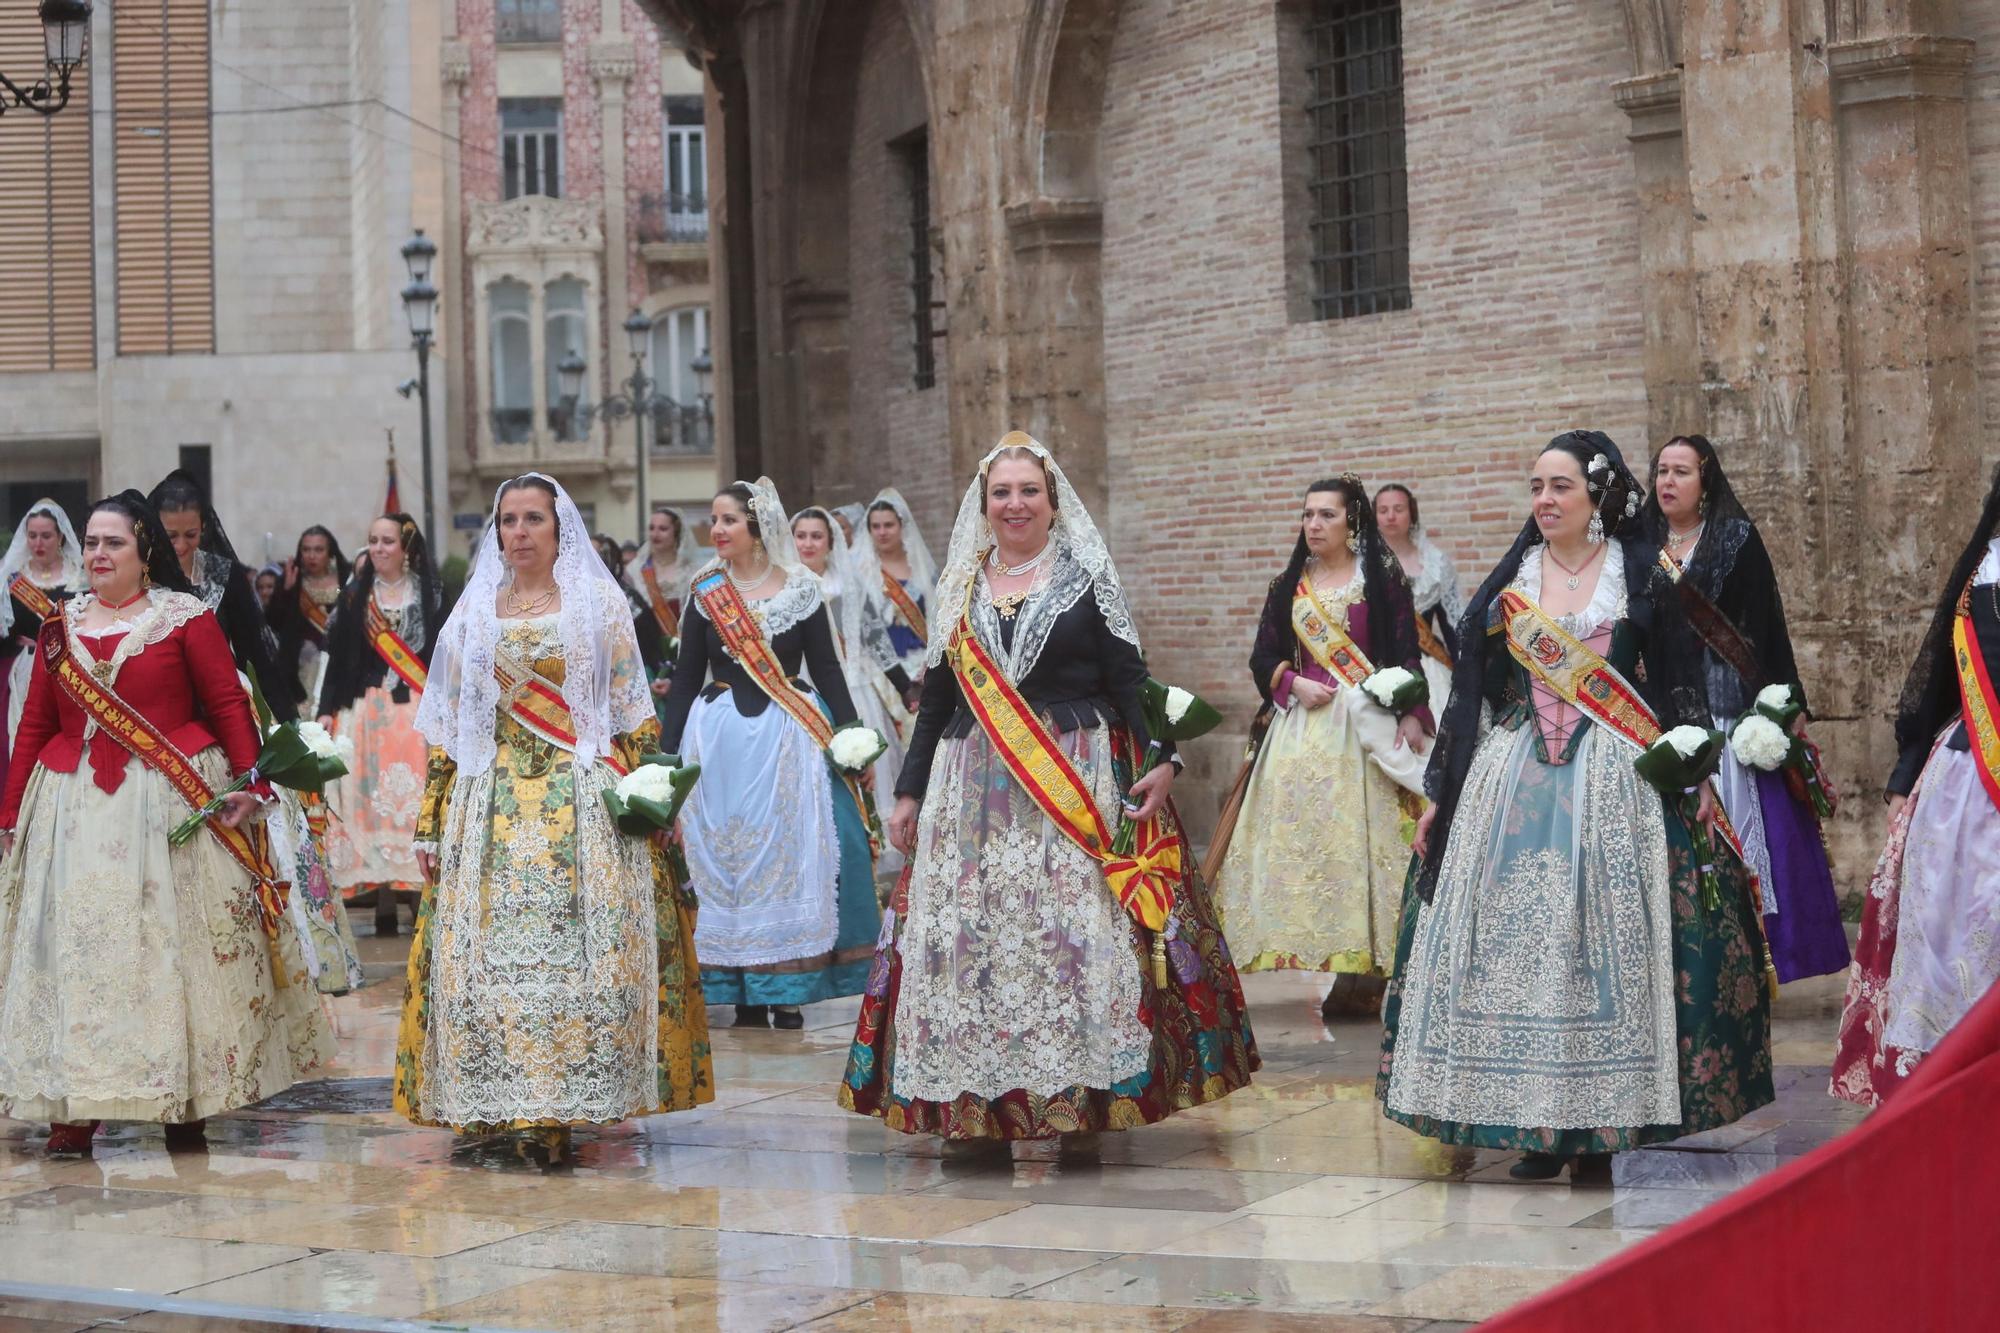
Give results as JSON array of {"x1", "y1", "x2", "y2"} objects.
[
  {"x1": 169, "y1": 717, "x2": 353, "y2": 847},
  {"x1": 826, "y1": 722, "x2": 890, "y2": 774},
  {"x1": 1360, "y1": 665, "x2": 1428, "y2": 717},
  {"x1": 603, "y1": 753, "x2": 702, "y2": 835},
  {"x1": 1728, "y1": 683, "x2": 1835, "y2": 819},
  {"x1": 1632, "y1": 723, "x2": 1729, "y2": 908}
]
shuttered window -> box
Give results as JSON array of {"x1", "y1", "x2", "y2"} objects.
[
  {"x1": 0, "y1": 11, "x2": 95, "y2": 371},
  {"x1": 114, "y1": 0, "x2": 214, "y2": 355}
]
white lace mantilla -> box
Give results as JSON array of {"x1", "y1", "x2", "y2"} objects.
[
  {"x1": 1515, "y1": 542, "x2": 1628, "y2": 636},
  {"x1": 964, "y1": 540, "x2": 1095, "y2": 682},
  {"x1": 1407, "y1": 534, "x2": 1466, "y2": 625},
  {"x1": 690, "y1": 564, "x2": 824, "y2": 639}
]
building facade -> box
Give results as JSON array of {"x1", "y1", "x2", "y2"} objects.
[
  {"x1": 657, "y1": 0, "x2": 1998, "y2": 891},
  {"x1": 436, "y1": 0, "x2": 719, "y2": 557},
  {"x1": 0, "y1": 0, "x2": 443, "y2": 559}
]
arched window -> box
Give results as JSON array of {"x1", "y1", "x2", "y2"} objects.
[
  {"x1": 488, "y1": 279, "x2": 534, "y2": 443},
  {"x1": 544, "y1": 277, "x2": 589, "y2": 438},
  {"x1": 647, "y1": 305, "x2": 712, "y2": 452}
]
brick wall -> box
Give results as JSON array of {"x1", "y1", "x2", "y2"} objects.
[{"x1": 1099, "y1": 0, "x2": 1647, "y2": 825}]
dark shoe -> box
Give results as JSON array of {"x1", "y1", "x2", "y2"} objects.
[
  {"x1": 732, "y1": 1004, "x2": 770, "y2": 1028},
  {"x1": 1509, "y1": 1151, "x2": 1566, "y2": 1181},
  {"x1": 1320, "y1": 973, "x2": 1387, "y2": 1020},
  {"x1": 164, "y1": 1120, "x2": 207, "y2": 1152},
  {"x1": 1570, "y1": 1152, "x2": 1614, "y2": 1185},
  {"x1": 374, "y1": 888, "x2": 400, "y2": 938},
  {"x1": 45, "y1": 1121, "x2": 98, "y2": 1156},
  {"x1": 772, "y1": 1006, "x2": 805, "y2": 1030}
]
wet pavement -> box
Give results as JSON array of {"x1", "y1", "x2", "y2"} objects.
[{"x1": 0, "y1": 931, "x2": 1860, "y2": 1332}]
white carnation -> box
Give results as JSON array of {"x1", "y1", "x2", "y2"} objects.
[
  {"x1": 1164, "y1": 686, "x2": 1195, "y2": 726},
  {"x1": 1730, "y1": 714, "x2": 1791, "y2": 772},
  {"x1": 1756, "y1": 683, "x2": 1795, "y2": 713},
  {"x1": 615, "y1": 764, "x2": 679, "y2": 804},
  {"x1": 295, "y1": 721, "x2": 339, "y2": 760},
  {"x1": 1659, "y1": 724, "x2": 1712, "y2": 759},
  {"x1": 1363, "y1": 667, "x2": 1417, "y2": 709},
  {"x1": 828, "y1": 727, "x2": 888, "y2": 771},
  {"x1": 333, "y1": 735, "x2": 356, "y2": 769}
]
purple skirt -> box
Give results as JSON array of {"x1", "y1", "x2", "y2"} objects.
[{"x1": 1754, "y1": 768, "x2": 1851, "y2": 982}]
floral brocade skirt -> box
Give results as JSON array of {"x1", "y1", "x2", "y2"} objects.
[
  {"x1": 324, "y1": 686, "x2": 428, "y2": 897},
  {"x1": 0, "y1": 753, "x2": 334, "y2": 1123},
  {"x1": 839, "y1": 724, "x2": 1258, "y2": 1140},
  {"x1": 1213, "y1": 695, "x2": 1419, "y2": 975}
]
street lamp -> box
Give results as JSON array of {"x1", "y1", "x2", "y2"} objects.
[
  {"x1": 399, "y1": 229, "x2": 439, "y2": 535},
  {"x1": 1, "y1": 2, "x2": 92, "y2": 120},
  {"x1": 560, "y1": 310, "x2": 672, "y2": 537}
]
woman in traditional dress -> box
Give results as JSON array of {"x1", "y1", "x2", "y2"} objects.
[
  {"x1": 1832, "y1": 462, "x2": 2000, "y2": 1107},
  {"x1": 841, "y1": 432, "x2": 1258, "y2": 1157},
  {"x1": 847, "y1": 488, "x2": 937, "y2": 697},
  {"x1": 661, "y1": 481, "x2": 879, "y2": 1032},
  {"x1": 148, "y1": 472, "x2": 292, "y2": 719},
  {"x1": 271, "y1": 526, "x2": 353, "y2": 713},
  {"x1": 0, "y1": 492, "x2": 333, "y2": 1155},
  {"x1": 399, "y1": 473, "x2": 711, "y2": 1165},
  {"x1": 797, "y1": 504, "x2": 909, "y2": 867},
  {"x1": 1643, "y1": 434, "x2": 1849, "y2": 982},
  {"x1": 1379, "y1": 431, "x2": 1773, "y2": 1183},
  {"x1": 629, "y1": 507, "x2": 697, "y2": 725},
  {"x1": 1213, "y1": 475, "x2": 1432, "y2": 1021},
  {"x1": 316, "y1": 514, "x2": 440, "y2": 943},
  {"x1": 255, "y1": 564, "x2": 283, "y2": 614},
  {"x1": 0, "y1": 501, "x2": 85, "y2": 792},
  {"x1": 1375, "y1": 484, "x2": 1463, "y2": 711}
]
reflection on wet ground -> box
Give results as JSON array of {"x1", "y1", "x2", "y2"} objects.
[{"x1": 0, "y1": 946, "x2": 1859, "y2": 1332}]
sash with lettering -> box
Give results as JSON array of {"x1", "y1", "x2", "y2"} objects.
[
  {"x1": 947, "y1": 601, "x2": 1180, "y2": 937},
  {"x1": 880, "y1": 573, "x2": 929, "y2": 644},
  {"x1": 9, "y1": 574, "x2": 58, "y2": 625},
  {"x1": 492, "y1": 645, "x2": 630, "y2": 777},
  {"x1": 297, "y1": 584, "x2": 331, "y2": 636},
  {"x1": 1954, "y1": 577, "x2": 2000, "y2": 811},
  {"x1": 40, "y1": 619, "x2": 296, "y2": 986},
  {"x1": 1495, "y1": 586, "x2": 1774, "y2": 957},
  {"x1": 366, "y1": 597, "x2": 428, "y2": 695},
  {"x1": 641, "y1": 562, "x2": 682, "y2": 633},
  {"x1": 1290, "y1": 577, "x2": 1374, "y2": 687}
]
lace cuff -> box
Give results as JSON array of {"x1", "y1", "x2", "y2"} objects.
[{"x1": 415, "y1": 746, "x2": 457, "y2": 844}]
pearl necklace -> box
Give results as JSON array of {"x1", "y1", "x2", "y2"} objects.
[
  {"x1": 1666, "y1": 520, "x2": 1704, "y2": 551},
  {"x1": 727, "y1": 558, "x2": 771, "y2": 593},
  {"x1": 988, "y1": 542, "x2": 1052, "y2": 578}
]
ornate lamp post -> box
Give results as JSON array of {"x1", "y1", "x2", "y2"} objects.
[
  {"x1": 399, "y1": 230, "x2": 439, "y2": 535},
  {"x1": 560, "y1": 310, "x2": 671, "y2": 537},
  {"x1": 1, "y1": 1, "x2": 90, "y2": 120}
]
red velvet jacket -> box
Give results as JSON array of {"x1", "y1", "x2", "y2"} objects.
[{"x1": 0, "y1": 594, "x2": 265, "y2": 828}]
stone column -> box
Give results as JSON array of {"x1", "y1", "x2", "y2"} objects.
[
  {"x1": 1612, "y1": 70, "x2": 1699, "y2": 449},
  {"x1": 1003, "y1": 200, "x2": 1108, "y2": 519},
  {"x1": 592, "y1": 39, "x2": 640, "y2": 497},
  {"x1": 441, "y1": 38, "x2": 473, "y2": 516}
]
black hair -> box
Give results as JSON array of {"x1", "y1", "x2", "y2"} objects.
[
  {"x1": 1540, "y1": 433, "x2": 1643, "y2": 542},
  {"x1": 717, "y1": 482, "x2": 762, "y2": 542},
  {"x1": 1257, "y1": 474, "x2": 1417, "y2": 698},
  {"x1": 294, "y1": 524, "x2": 353, "y2": 584},
  {"x1": 1374, "y1": 482, "x2": 1420, "y2": 530},
  {"x1": 90, "y1": 491, "x2": 195, "y2": 595}
]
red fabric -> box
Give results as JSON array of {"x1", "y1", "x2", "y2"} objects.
[
  {"x1": 0, "y1": 609, "x2": 265, "y2": 826},
  {"x1": 1482, "y1": 979, "x2": 2000, "y2": 1333}
]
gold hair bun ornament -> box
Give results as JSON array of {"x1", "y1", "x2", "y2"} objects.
[{"x1": 997, "y1": 430, "x2": 1037, "y2": 449}]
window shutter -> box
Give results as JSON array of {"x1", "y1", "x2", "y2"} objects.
[
  {"x1": 114, "y1": 0, "x2": 215, "y2": 355},
  {"x1": 0, "y1": 11, "x2": 95, "y2": 371}
]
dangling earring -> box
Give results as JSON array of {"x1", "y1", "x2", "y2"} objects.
[
  {"x1": 1587, "y1": 511, "x2": 1605, "y2": 546},
  {"x1": 1345, "y1": 528, "x2": 1360, "y2": 554},
  {"x1": 1698, "y1": 493, "x2": 1709, "y2": 518}
]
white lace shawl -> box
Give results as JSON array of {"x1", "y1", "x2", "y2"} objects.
[
  {"x1": 689, "y1": 476, "x2": 826, "y2": 639},
  {"x1": 926, "y1": 433, "x2": 1139, "y2": 668},
  {"x1": 415, "y1": 473, "x2": 654, "y2": 775},
  {"x1": 0, "y1": 500, "x2": 85, "y2": 637},
  {"x1": 1515, "y1": 542, "x2": 1629, "y2": 637},
  {"x1": 844, "y1": 486, "x2": 939, "y2": 666},
  {"x1": 1408, "y1": 532, "x2": 1466, "y2": 627},
  {"x1": 64, "y1": 589, "x2": 211, "y2": 687}
]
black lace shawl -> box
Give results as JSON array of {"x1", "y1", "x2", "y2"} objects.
[
  {"x1": 1250, "y1": 476, "x2": 1419, "y2": 703},
  {"x1": 271, "y1": 527, "x2": 355, "y2": 708},
  {"x1": 1889, "y1": 460, "x2": 2000, "y2": 796},
  {"x1": 1417, "y1": 430, "x2": 1709, "y2": 902},
  {"x1": 316, "y1": 518, "x2": 444, "y2": 719},
  {"x1": 147, "y1": 470, "x2": 291, "y2": 719},
  {"x1": 1638, "y1": 437, "x2": 1806, "y2": 719}
]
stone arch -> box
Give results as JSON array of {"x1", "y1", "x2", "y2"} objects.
[
  {"x1": 1011, "y1": 0, "x2": 1121, "y2": 205},
  {"x1": 1619, "y1": 0, "x2": 1681, "y2": 77}
]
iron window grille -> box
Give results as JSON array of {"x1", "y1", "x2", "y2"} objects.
[
  {"x1": 1307, "y1": 0, "x2": 1410, "y2": 319},
  {"x1": 501, "y1": 98, "x2": 562, "y2": 200},
  {"x1": 897, "y1": 131, "x2": 944, "y2": 390},
  {"x1": 496, "y1": 0, "x2": 562, "y2": 45}
]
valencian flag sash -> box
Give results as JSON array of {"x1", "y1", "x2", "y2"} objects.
[
  {"x1": 948, "y1": 604, "x2": 1180, "y2": 937},
  {"x1": 1413, "y1": 612, "x2": 1453, "y2": 669},
  {"x1": 642, "y1": 562, "x2": 682, "y2": 632},
  {"x1": 366, "y1": 597, "x2": 428, "y2": 695},
  {"x1": 298, "y1": 585, "x2": 332, "y2": 635},
  {"x1": 1290, "y1": 576, "x2": 1374, "y2": 687},
  {"x1": 492, "y1": 646, "x2": 630, "y2": 777},
  {"x1": 1955, "y1": 579, "x2": 2000, "y2": 811},
  {"x1": 41, "y1": 620, "x2": 295, "y2": 987},
  {"x1": 881, "y1": 573, "x2": 929, "y2": 644},
  {"x1": 9, "y1": 574, "x2": 57, "y2": 624},
  {"x1": 691, "y1": 569, "x2": 837, "y2": 747}
]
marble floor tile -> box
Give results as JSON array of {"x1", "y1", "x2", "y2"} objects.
[
  {"x1": 424, "y1": 1270, "x2": 871, "y2": 1331},
  {"x1": 1366, "y1": 1264, "x2": 1573, "y2": 1320},
  {"x1": 917, "y1": 1161, "x2": 1304, "y2": 1212},
  {"x1": 1162, "y1": 1130, "x2": 1488, "y2": 1181},
  {"x1": 794, "y1": 1290, "x2": 1189, "y2": 1330},
  {"x1": 1338, "y1": 1181, "x2": 1638, "y2": 1228},
  {"x1": 1375, "y1": 1222, "x2": 1649, "y2": 1271},
  {"x1": 1026, "y1": 1252, "x2": 1447, "y2": 1315},
  {"x1": 933, "y1": 1202, "x2": 1235, "y2": 1253},
  {"x1": 177, "y1": 1199, "x2": 548, "y2": 1257},
  {"x1": 1567, "y1": 1187, "x2": 1733, "y2": 1230},
  {"x1": 1245, "y1": 1176, "x2": 1423, "y2": 1218},
  {"x1": 0, "y1": 1294, "x2": 150, "y2": 1332},
  {"x1": 1150, "y1": 1214, "x2": 1444, "y2": 1264},
  {"x1": 177, "y1": 1250, "x2": 547, "y2": 1319},
  {"x1": 0, "y1": 1226, "x2": 312, "y2": 1293}
]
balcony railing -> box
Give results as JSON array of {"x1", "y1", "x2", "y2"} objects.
[
  {"x1": 651, "y1": 399, "x2": 715, "y2": 454},
  {"x1": 637, "y1": 191, "x2": 709, "y2": 246},
  {"x1": 497, "y1": 0, "x2": 562, "y2": 44}
]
